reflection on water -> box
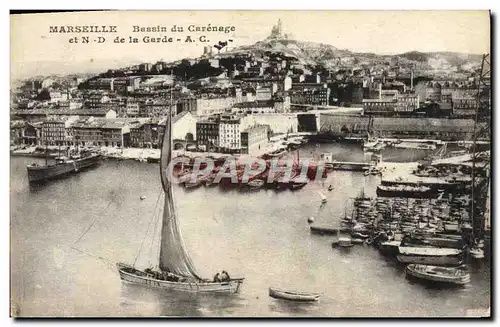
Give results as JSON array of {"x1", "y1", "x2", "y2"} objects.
[
  {"x1": 10, "y1": 143, "x2": 490, "y2": 317},
  {"x1": 119, "y1": 282, "x2": 246, "y2": 317}
]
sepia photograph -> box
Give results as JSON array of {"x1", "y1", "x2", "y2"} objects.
[{"x1": 9, "y1": 10, "x2": 491, "y2": 318}]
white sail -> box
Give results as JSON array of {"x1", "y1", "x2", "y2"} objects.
[{"x1": 158, "y1": 112, "x2": 202, "y2": 279}]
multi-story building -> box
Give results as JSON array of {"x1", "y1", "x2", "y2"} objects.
[
  {"x1": 71, "y1": 117, "x2": 130, "y2": 147},
  {"x1": 22, "y1": 122, "x2": 42, "y2": 145},
  {"x1": 176, "y1": 96, "x2": 237, "y2": 116},
  {"x1": 362, "y1": 98, "x2": 397, "y2": 115},
  {"x1": 101, "y1": 121, "x2": 130, "y2": 147},
  {"x1": 71, "y1": 117, "x2": 104, "y2": 147},
  {"x1": 231, "y1": 100, "x2": 276, "y2": 114},
  {"x1": 219, "y1": 118, "x2": 242, "y2": 152},
  {"x1": 452, "y1": 97, "x2": 478, "y2": 117},
  {"x1": 126, "y1": 98, "x2": 140, "y2": 117},
  {"x1": 130, "y1": 118, "x2": 166, "y2": 148},
  {"x1": 139, "y1": 63, "x2": 152, "y2": 72},
  {"x1": 256, "y1": 87, "x2": 272, "y2": 101},
  {"x1": 41, "y1": 116, "x2": 79, "y2": 146},
  {"x1": 395, "y1": 94, "x2": 420, "y2": 113},
  {"x1": 196, "y1": 120, "x2": 220, "y2": 151},
  {"x1": 240, "y1": 125, "x2": 269, "y2": 155},
  {"x1": 129, "y1": 121, "x2": 147, "y2": 148},
  {"x1": 290, "y1": 83, "x2": 330, "y2": 106}
]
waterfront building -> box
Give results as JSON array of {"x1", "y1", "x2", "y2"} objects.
[
  {"x1": 171, "y1": 111, "x2": 198, "y2": 141},
  {"x1": 129, "y1": 118, "x2": 166, "y2": 149},
  {"x1": 71, "y1": 117, "x2": 131, "y2": 147},
  {"x1": 41, "y1": 116, "x2": 79, "y2": 146},
  {"x1": 241, "y1": 125, "x2": 269, "y2": 155},
  {"x1": 452, "y1": 97, "x2": 479, "y2": 117},
  {"x1": 219, "y1": 117, "x2": 242, "y2": 152},
  {"x1": 176, "y1": 96, "x2": 237, "y2": 116},
  {"x1": 395, "y1": 94, "x2": 420, "y2": 113},
  {"x1": 290, "y1": 83, "x2": 330, "y2": 106},
  {"x1": 101, "y1": 121, "x2": 131, "y2": 147},
  {"x1": 319, "y1": 114, "x2": 475, "y2": 140},
  {"x1": 231, "y1": 100, "x2": 276, "y2": 114},
  {"x1": 196, "y1": 119, "x2": 220, "y2": 151},
  {"x1": 10, "y1": 120, "x2": 25, "y2": 145},
  {"x1": 362, "y1": 98, "x2": 397, "y2": 115}
]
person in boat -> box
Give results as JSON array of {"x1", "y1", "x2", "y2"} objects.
[
  {"x1": 220, "y1": 270, "x2": 231, "y2": 282},
  {"x1": 213, "y1": 272, "x2": 221, "y2": 282}
]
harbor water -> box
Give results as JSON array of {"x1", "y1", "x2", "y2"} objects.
[{"x1": 10, "y1": 143, "x2": 490, "y2": 317}]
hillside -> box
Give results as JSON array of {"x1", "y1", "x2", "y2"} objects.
[{"x1": 217, "y1": 37, "x2": 484, "y2": 75}]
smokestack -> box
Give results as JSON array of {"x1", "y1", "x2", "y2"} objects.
[{"x1": 411, "y1": 70, "x2": 414, "y2": 90}]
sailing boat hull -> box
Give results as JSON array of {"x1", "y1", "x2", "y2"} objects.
[{"x1": 117, "y1": 263, "x2": 244, "y2": 294}]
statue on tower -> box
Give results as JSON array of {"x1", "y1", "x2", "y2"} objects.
[{"x1": 269, "y1": 19, "x2": 284, "y2": 39}]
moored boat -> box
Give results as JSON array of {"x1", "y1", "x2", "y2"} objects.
[
  {"x1": 246, "y1": 178, "x2": 265, "y2": 191},
  {"x1": 469, "y1": 247, "x2": 485, "y2": 259},
  {"x1": 27, "y1": 152, "x2": 101, "y2": 183},
  {"x1": 405, "y1": 264, "x2": 470, "y2": 286},
  {"x1": 269, "y1": 287, "x2": 320, "y2": 302},
  {"x1": 397, "y1": 247, "x2": 464, "y2": 266},
  {"x1": 146, "y1": 157, "x2": 160, "y2": 163},
  {"x1": 334, "y1": 237, "x2": 354, "y2": 248},
  {"x1": 379, "y1": 240, "x2": 401, "y2": 256},
  {"x1": 376, "y1": 184, "x2": 439, "y2": 199}
]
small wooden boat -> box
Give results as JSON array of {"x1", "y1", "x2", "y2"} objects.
[
  {"x1": 310, "y1": 225, "x2": 341, "y2": 235},
  {"x1": 269, "y1": 287, "x2": 320, "y2": 302},
  {"x1": 469, "y1": 247, "x2": 485, "y2": 259},
  {"x1": 184, "y1": 179, "x2": 203, "y2": 190},
  {"x1": 140, "y1": 195, "x2": 146, "y2": 200},
  {"x1": 351, "y1": 238, "x2": 364, "y2": 245},
  {"x1": 247, "y1": 179, "x2": 265, "y2": 191},
  {"x1": 334, "y1": 237, "x2": 354, "y2": 248},
  {"x1": 405, "y1": 264, "x2": 470, "y2": 286},
  {"x1": 351, "y1": 232, "x2": 369, "y2": 239},
  {"x1": 289, "y1": 178, "x2": 308, "y2": 191}
]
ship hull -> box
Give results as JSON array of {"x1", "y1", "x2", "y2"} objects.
[
  {"x1": 117, "y1": 263, "x2": 244, "y2": 294},
  {"x1": 27, "y1": 154, "x2": 101, "y2": 183},
  {"x1": 396, "y1": 254, "x2": 463, "y2": 266},
  {"x1": 376, "y1": 187, "x2": 439, "y2": 199}
]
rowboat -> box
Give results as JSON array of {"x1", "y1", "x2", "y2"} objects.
[
  {"x1": 269, "y1": 287, "x2": 320, "y2": 302},
  {"x1": 247, "y1": 178, "x2": 265, "y2": 191},
  {"x1": 405, "y1": 264, "x2": 470, "y2": 286}
]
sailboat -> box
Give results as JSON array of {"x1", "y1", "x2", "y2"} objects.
[{"x1": 117, "y1": 110, "x2": 244, "y2": 293}]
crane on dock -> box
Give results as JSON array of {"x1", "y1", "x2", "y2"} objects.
[{"x1": 469, "y1": 53, "x2": 491, "y2": 245}]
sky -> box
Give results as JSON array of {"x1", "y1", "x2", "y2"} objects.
[{"x1": 10, "y1": 10, "x2": 490, "y2": 79}]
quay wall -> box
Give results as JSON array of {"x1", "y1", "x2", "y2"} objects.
[{"x1": 319, "y1": 114, "x2": 475, "y2": 141}]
